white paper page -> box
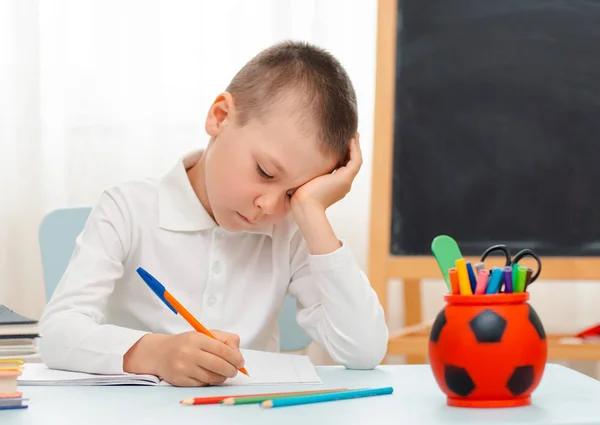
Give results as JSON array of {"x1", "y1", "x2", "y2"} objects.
[
  {"x1": 219, "y1": 349, "x2": 322, "y2": 386},
  {"x1": 18, "y1": 363, "x2": 160, "y2": 386},
  {"x1": 19, "y1": 350, "x2": 322, "y2": 387}
]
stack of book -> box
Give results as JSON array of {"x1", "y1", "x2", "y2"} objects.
[{"x1": 0, "y1": 304, "x2": 40, "y2": 410}]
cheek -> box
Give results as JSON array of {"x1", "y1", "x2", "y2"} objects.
[
  {"x1": 210, "y1": 168, "x2": 259, "y2": 208},
  {"x1": 269, "y1": 200, "x2": 291, "y2": 222}
]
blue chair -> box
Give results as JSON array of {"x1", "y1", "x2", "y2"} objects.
[{"x1": 38, "y1": 207, "x2": 311, "y2": 352}]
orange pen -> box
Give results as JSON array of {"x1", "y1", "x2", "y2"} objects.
[{"x1": 136, "y1": 267, "x2": 248, "y2": 376}]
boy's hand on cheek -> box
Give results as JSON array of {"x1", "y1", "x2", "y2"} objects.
[
  {"x1": 290, "y1": 135, "x2": 362, "y2": 256},
  {"x1": 291, "y1": 135, "x2": 362, "y2": 214}
]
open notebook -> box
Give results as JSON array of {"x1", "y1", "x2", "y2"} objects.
[{"x1": 18, "y1": 349, "x2": 322, "y2": 386}]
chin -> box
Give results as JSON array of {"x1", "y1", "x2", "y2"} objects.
[{"x1": 211, "y1": 211, "x2": 243, "y2": 232}]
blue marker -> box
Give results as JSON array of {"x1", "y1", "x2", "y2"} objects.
[
  {"x1": 466, "y1": 262, "x2": 477, "y2": 293},
  {"x1": 503, "y1": 266, "x2": 513, "y2": 293},
  {"x1": 485, "y1": 267, "x2": 504, "y2": 294}
]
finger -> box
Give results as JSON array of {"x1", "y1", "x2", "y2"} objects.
[
  {"x1": 169, "y1": 375, "x2": 209, "y2": 388},
  {"x1": 194, "y1": 336, "x2": 244, "y2": 370},
  {"x1": 211, "y1": 330, "x2": 241, "y2": 349},
  {"x1": 193, "y1": 348, "x2": 239, "y2": 379},
  {"x1": 344, "y1": 138, "x2": 363, "y2": 175},
  {"x1": 189, "y1": 362, "x2": 229, "y2": 385},
  {"x1": 192, "y1": 333, "x2": 245, "y2": 369}
]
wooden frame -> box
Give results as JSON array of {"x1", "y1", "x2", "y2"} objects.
[{"x1": 369, "y1": 0, "x2": 600, "y2": 364}]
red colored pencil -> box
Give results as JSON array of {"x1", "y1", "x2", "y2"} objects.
[
  {"x1": 180, "y1": 395, "x2": 236, "y2": 405},
  {"x1": 180, "y1": 389, "x2": 346, "y2": 405}
]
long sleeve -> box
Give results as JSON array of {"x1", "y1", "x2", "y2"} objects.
[
  {"x1": 286, "y1": 231, "x2": 389, "y2": 370},
  {"x1": 39, "y1": 190, "x2": 149, "y2": 375}
]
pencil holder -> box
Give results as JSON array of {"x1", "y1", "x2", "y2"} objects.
[{"x1": 428, "y1": 292, "x2": 547, "y2": 408}]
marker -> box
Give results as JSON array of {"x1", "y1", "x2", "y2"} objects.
[
  {"x1": 475, "y1": 269, "x2": 489, "y2": 294},
  {"x1": 448, "y1": 267, "x2": 460, "y2": 295},
  {"x1": 503, "y1": 266, "x2": 513, "y2": 293},
  {"x1": 466, "y1": 262, "x2": 477, "y2": 293},
  {"x1": 485, "y1": 267, "x2": 503, "y2": 294},
  {"x1": 524, "y1": 267, "x2": 533, "y2": 291},
  {"x1": 475, "y1": 262, "x2": 486, "y2": 275},
  {"x1": 455, "y1": 259, "x2": 472, "y2": 295},
  {"x1": 515, "y1": 266, "x2": 527, "y2": 293},
  {"x1": 512, "y1": 263, "x2": 520, "y2": 292}
]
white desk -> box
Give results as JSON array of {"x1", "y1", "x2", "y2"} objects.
[{"x1": 3, "y1": 364, "x2": 600, "y2": 425}]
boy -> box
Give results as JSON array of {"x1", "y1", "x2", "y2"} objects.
[{"x1": 39, "y1": 40, "x2": 388, "y2": 387}]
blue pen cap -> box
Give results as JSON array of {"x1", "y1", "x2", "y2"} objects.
[{"x1": 136, "y1": 267, "x2": 178, "y2": 314}]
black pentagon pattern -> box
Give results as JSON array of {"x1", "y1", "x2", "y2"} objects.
[
  {"x1": 444, "y1": 365, "x2": 475, "y2": 396},
  {"x1": 528, "y1": 305, "x2": 546, "y2": 339},
  {"x1": 506, "y1": 365, "x2": 534, "y2": 396},
  {"x1": 429, "y1": 309, "x2": 447, "y2": 343},
  {"x1": 469, "y1": 309, "x2": 507, "y2": 343}
]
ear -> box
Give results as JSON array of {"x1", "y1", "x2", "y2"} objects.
[{"x1": 205, "y1": 92, "x2": 235, "y2": 137}]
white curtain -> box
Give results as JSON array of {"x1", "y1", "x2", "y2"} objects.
[{"x1": 0, "y1": 0, "x2": 379, "y2": 322}]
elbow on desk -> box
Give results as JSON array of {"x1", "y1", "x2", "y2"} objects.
[
  {"x1": 348, "y1": 333, "x2": 389, "y2": 370},
  {"x1": 38, "y1": 319, "x2": 68, "y2": 370},
  {"x1": 331, "y1": 323, "x2": 390, "y2": 370}
]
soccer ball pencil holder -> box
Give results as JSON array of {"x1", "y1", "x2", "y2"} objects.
[{"x1": 428, "y1": 292, "x2": 548, "y2": 408}]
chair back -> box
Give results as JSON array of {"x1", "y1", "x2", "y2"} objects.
[{"x1": 38, "y1": 207, "x2": 311, "y2": 351}]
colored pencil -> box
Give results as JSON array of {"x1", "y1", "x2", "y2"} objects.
[
  {"x1": 181, "y1": 395, "x2": 239, "y2": 405},
  {"x1": 260, "y1": 386, "x2": 394, "y2": 408},
  {"x1": 222, "y1": 388, "x2": 348, "y2": 405},
  {"x1": 180, "y1": 388, "x2": 346, "y2": 405}
]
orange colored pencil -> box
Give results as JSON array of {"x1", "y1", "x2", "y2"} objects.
[{"x1": 137, "y1": 267, "x2": 248, "y2": 376}]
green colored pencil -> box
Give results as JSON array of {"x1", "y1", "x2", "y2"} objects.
[{"x1": 221, "y1": 388, "x2": 349, "y2": 405}]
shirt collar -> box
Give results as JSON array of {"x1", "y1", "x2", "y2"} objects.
[{"x1": 158, "y1": 150, "x2": 273, "y2": 237}]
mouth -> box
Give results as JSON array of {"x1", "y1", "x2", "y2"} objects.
[{"x1": 237, "y1": 212, "x2": 254, "y2": 225}]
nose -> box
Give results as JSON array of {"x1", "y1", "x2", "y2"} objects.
[{"x1": 255, "y1": 191, "x2": 286, "y2": 216}]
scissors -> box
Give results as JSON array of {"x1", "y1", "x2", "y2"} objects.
[{"x1": 479, "y1": 244, "x2": 542, "y2": 285}]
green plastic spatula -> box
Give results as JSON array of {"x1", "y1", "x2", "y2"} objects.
[{"x1": 431, "y1": 235, "x2": 464, "y2": 292}]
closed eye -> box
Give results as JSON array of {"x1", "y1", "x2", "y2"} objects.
[{"x1": 256, "y1": 164, "x2": 273, "y2": 179}]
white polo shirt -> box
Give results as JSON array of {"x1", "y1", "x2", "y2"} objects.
[{"x1": 39, "y1": 150, "x2": 389, "y2": 375}]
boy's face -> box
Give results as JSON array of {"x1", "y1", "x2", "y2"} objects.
[{"x1": 198, "y1": 93, "x2": 338, "y2": 232}]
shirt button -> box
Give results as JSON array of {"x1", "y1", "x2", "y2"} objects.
[
  {"x1": 212, "y1": 261, "x2": 221, "y2": 274},
  {"x1": 207, "y1": 296, "x2": 217, "y2": 307}
]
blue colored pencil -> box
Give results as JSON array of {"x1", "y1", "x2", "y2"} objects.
[{"x1": 260, "y1": 386, "x2": 393, "y2": 408}]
